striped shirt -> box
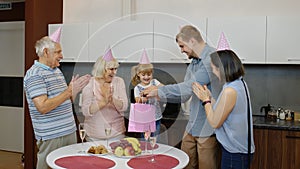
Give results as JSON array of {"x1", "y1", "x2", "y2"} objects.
[{"x1": 24, "y1": 60, "x2": 76, "y2": 141}]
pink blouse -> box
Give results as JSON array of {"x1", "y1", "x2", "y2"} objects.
[{"x1": 81, "y1": 76, "x2": 128, "y2": 139}]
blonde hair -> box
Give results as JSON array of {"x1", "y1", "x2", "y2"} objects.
[
  {"x1": 131, "y1": 63, "x2": 153, "y2": 86},
  {"x1": 92, "y1": 56, "x2": 119, "y2": 78},
  {"x1": 176, "y1": 25, "x2": 203, "y2": 43}
]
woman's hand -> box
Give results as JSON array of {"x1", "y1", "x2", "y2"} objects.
[
  {"x1": 192, "y1": 82, "x2": 211, "y2": 101},
  {"x1": 100, "y1": 83, "x2": 113, "y2": 104}
]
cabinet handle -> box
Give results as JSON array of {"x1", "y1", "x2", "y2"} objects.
[
  {"x1": 170, "y1": 59, "x2": 189, "y2": 61},
  {"x1": 286, "y1": 135, "x2": 300, "y2": 139},
  {"x1": 115, "y1": 58, "x2": 126, "y2": 61},
  {"x1": 62, "y1": 58, "x2": 75, "y2": 61},
  {"x1": 287, "y1": 58, "x2": 300, "y2": 61}
]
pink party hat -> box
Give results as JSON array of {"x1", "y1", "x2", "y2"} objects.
[
  {"x1": 178, "y1": 25, "x2": 183, "y2": 31},
  {"x1": 139, "y1": 49, "x2": 151, "y2": 64},
  {"x1": 217, "y1": 32, "x2": 230, "y2": 51},
  {"x1": 49, "y1": 26, "x2": 62, "y2": 43},
  {"x1": 102, "y1": 47, "x2": 114, "y2": 61}
]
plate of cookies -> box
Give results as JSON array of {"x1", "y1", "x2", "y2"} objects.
[{"x1": 87, "y1": 144, "x2": 108, "y2": 156}]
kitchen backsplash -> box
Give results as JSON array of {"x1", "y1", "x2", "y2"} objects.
[
  {"x1": 244, "y1": 64, "x2": 300, "y2": 115},
  {"x1": 59, "y1": 63, "x2": 300, "y2": 116}
]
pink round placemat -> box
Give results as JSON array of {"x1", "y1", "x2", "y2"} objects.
[
  {"x1": 127, "y1": 154, "x2": 179, "y2": 169},
  {"x1": 55, "y1": 155, "x2": 115, "y2": 169}
]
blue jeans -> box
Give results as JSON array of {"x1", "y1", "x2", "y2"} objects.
[{"x1": 221, "y1": 145, "x2": 253, "y2": 169}]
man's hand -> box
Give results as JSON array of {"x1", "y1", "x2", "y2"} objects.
[
  {"x1": 142, "y1": 85, "x2": 158, "y2": 98},
  {"x1": 70, "y1": 74, "x2": 91, "y2": 101}
]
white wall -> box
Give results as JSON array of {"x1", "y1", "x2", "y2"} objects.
[
  {"x1": 0, "y1": 21, "x2": 24, "y2": 153},
  {"x1": 63, "y1": 0, "x2": 300, "y2": 23}
]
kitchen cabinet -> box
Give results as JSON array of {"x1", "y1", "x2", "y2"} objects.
[
  {"x1": 266, "y1": 16, "x2": 300, "y2": 64},
  {"x1": 153, "y1": 16, "x2": 206, "y2": 63},
  {"x1": 251, "y1": 129, "x2": 300, "y2": 169},
  {"x1": 49, "y1": 23, "x2": 89, "y2": 62},
  {"x1": 50, "y1": 16, "x2": 300, "y2": 64},
  {"x1": 88, "y1": 20, "x2": 153, "y2": 63},
  {"x1": 282, "y1": 130, "x2": 300, "y2": 169},
  {"x1": 50, "y1": 17, "x2": 205, "y2": 63},
  {"x1": 207, "y1": 16, "x2": 266, "y2": 64}
]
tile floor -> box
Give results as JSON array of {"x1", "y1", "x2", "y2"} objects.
[{"x1": 0, "y1": 150, "x2": 24, "y2": 169}]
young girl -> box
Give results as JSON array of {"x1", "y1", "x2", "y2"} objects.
[{"x1": 131, "y1": 49, "x2": 164, "y2": 137}]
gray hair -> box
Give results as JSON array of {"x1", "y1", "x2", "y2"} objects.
[
  {"x1": 35, "y1": 36, "x2": 56, "y2": 57},
  {"x1": 91, "y1": 56, "x2": 119, "y2": 78}
]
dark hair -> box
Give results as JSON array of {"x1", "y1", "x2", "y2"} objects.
[{"x1": 210, "y1": 50, "x2": 245, "y2": 82}]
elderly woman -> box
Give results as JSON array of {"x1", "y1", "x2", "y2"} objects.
[
  {"x1": 81, "y1": 48, "x2": 128, "y2": 142},
  {"x1": 192, "y1": 50, "x2": 255, "y2": 169}
]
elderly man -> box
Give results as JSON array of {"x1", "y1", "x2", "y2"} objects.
[{"x1": 24, "y1": 28, "x2": 90, "y2": 169}]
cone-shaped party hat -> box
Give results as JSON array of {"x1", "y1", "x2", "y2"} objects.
[
  {"x1": 139, "y1": 49, "x2": 151, "y2": 64},
  {"x1": 178, "y1": 25, "x2": 183, "y2": 31},
  {"x1": 49, "y1": 26, "x2": 62, "y2": 43},
  {"x1": 102, "y1": 47, "x2": 114, "y2": 61},
  {"x1": 217, "y1": 32, "x2": 230, "y2": 51}
]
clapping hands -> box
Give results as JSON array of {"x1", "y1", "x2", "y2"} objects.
[
  {"x1": 192, "y1": 82, "x2": 211, "y2": 101},
  {"x1": 100, "y1": 82, "x2": 113, "y2": 103},
  {"x1": 69, "y1": 74, "x2": 91, "y2": 101}
]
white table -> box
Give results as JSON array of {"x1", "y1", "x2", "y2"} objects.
[{"x1": 47, "y1": 140, "x2": 189, "y2": 169}]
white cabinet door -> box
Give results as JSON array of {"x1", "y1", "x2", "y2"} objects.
[
  {"x1": 0, "y1": 106, "x2": 24, "y2": 152},
  {"x1": 0, "y1": 21, "x2": 24, "y2": 76},
  {"x1": 266, "y1": 16, "x2": 300, "y2": 64},
  {"x1": 89, "y1": 20, "x2": 153, "y2": 63},
  {"x1": 49, "y1": 23, "x2": 89, "y2": 62},
  {"x1": 153, "y1": 16, "x2": 206, "y2": 63},
  {"x1": 207, "y1": 16, "x2": 266, "y2": 64}
]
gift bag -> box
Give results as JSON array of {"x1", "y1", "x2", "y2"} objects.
[{"x1": 128, "y1": 103, "x2": 156, "y2": 132}]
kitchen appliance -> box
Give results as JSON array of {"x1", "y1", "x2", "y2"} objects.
[
  {"x1": 285, "y1": 109, "x2": 292, "y2": 121},
  {"x1": 294, "y1": 112, "x2": 300, "y2": 121},
  {"x1": 278, "y1": 108, "x2": 286, "y2": 120},
  {"x1": 260, "y1": 104, "x2": 273, "y2": 117}
]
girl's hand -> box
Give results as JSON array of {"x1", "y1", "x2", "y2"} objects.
[
  {"x1": 192, "y1": 82, "x2": 211, "y2": 101},
  {"x1": 136, "y1": 96, "x2": 148, "y2": 103}
]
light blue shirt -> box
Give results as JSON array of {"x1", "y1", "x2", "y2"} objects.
[
  {"x1": 158, "y1": 44, "x2": 216, "y2": 137},
  {"x1": 24, "y1": 60, "x2": 76, "y2": 141},
  {"x1": 215, "y1": 77, "x2": 255, "y2": 153}
]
